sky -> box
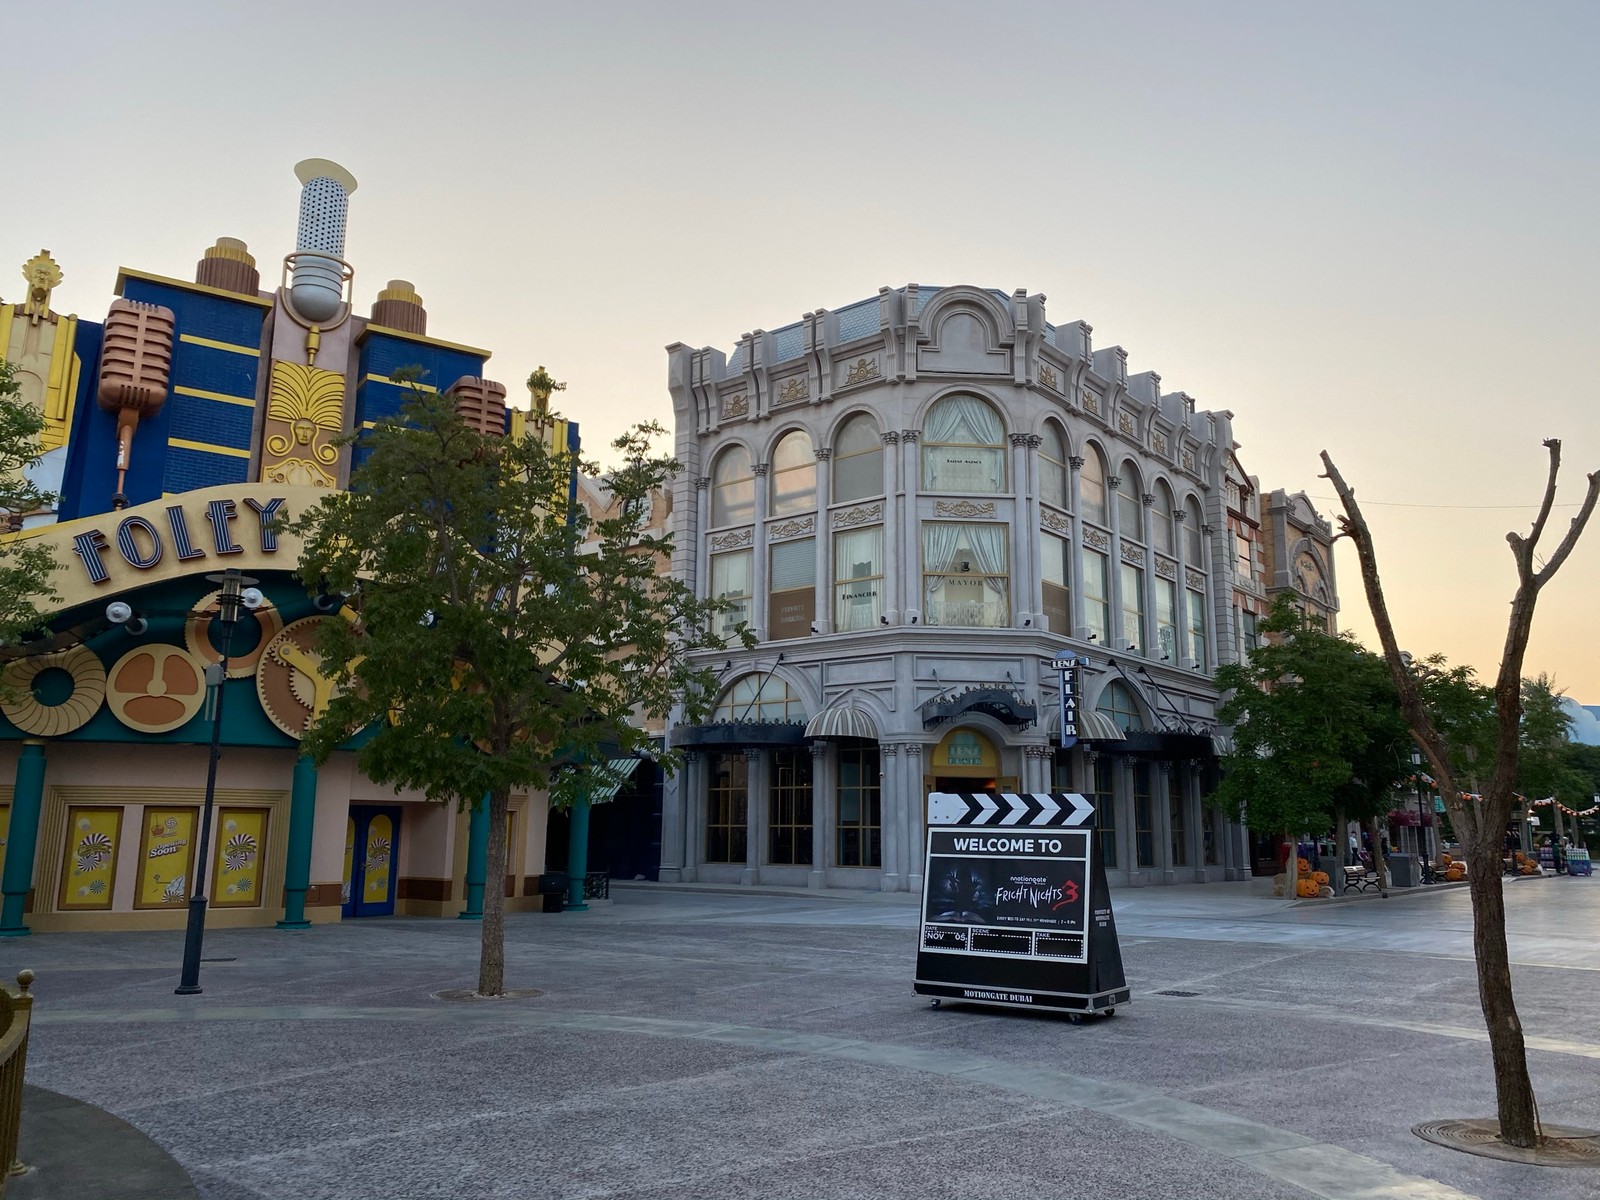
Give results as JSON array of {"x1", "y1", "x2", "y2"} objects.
[{"x1": 5, "y1": 1, "x2": 1597, "y2": 696}]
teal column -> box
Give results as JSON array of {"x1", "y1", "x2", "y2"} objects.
[
  {"x1": 276, "y1": 755, "x2": 318, "y2": 930},
  {"x1": 0, "y1": 742, "x2": 47, "y2": 937},
  {"x1": 565, "y1": 795, "x2": 591, "y2": 912},
  {"x1": 459, "y1": 793, "x2": 489, "y2": 920}
]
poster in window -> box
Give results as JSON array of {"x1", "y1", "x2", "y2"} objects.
[
  {"x1": 0, "y1": 806, "x2": 9, "y2": 861},
  {"x1": 135, "y1": 807, "x2": 199, "y2": 909},
  {"x1": 59, "y1": 806, "x2": 123, "y2": 910},
  {"x1": 212, "y1": 807, "x2": 269, "y2": 907}
]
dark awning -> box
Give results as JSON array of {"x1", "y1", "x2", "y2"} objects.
[
  {"x1": 804, "y1": 705, "x2": 878, "y2": 742},
  {"x1": 669, "y1": 721, "x2": 808, "y2": 750},
  {"x1": 922, "y1": 687, "x2": 1038, "y2": 729}
]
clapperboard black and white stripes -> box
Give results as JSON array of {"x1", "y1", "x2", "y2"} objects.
[{"x1": 927, "y1": 791, "x2": 1095, "y2": 828}]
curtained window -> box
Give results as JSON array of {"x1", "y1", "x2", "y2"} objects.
[
  {"x1": 1080, "y1": 446, "x2": 1108, "y2": 526},
  {"x1": 768, "y1": 537, "x2": 815, "y2": 640},
  {"x1": 1039, "y1": 423, "x2": 1069, "y2": 509},
  {"x1": 923, "y1": 522, "x2": 1009, "y2": 627},
  {"x1": 922, "y1": 395, "x2": 1006, "y2": 493},
  {"x1": 833, "y1": 414, "x2": 883, "y2": 503},
  {"x1": 1081, "y1": 548, "x2": 1110, "y2": 644},
  {"x1": 834, "y1": 526, "x2": 884, "y2": 631},
  {"x1": 770, "y1": 430, "x2": 816, "y2": 517},
  {"x1": 710, "y1": 549, "x2": 752, "y2": 644},
  {"x1": 711, "y1": 446, "x2": 754, "y2": 527}
]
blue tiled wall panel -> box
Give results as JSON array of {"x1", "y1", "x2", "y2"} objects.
[
  {"x1": 56, "y1": 320, "x2": 105, "y2": 521},
  {"x1": 163, "y1": 444, "x2": 248, "y2": 494},
  {"x1": 121, "y1": 279, "x2": 268, "y2": 350},
  {"x1": 166, "y1": 394, "x2": 254, "y2": 447},
  {"x1": 170, "y1": 342, "x2": 259, "y2": 417}
]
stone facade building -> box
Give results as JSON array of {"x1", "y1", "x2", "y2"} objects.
[{"x1": 659, "y1": 284, "x2": 1326, "y2": 893}]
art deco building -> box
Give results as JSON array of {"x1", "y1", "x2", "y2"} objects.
[{"x1": 660, "y1": 285, "x2": 1331, "y2": 891}]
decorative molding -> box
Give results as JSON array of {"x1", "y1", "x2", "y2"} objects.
[
  {"x1": 833, "y1": 504, "x2": 883, "y2": 529},
  {"x1": 844, "y1": 357, "x2": 880, "y2": 386},
  {"x1": 881, "y1": 743, "x2": 900, "y2": 757},
  {"x1": 1152, "y1": 430, "x2": 1168, "y2": 455},
  {"x1": 262, "y1": 361, "x2": 345, "y2": 488},
  {"x1": 710, "y1": 528, "x2": 754, "y2": 550},
  {"x1": 1068, "y1": 455, "x2": 1085, "y2": 470},
  {"x1": 1107, "y1": 475, "x2": 1121, "y2": 490},
  {"x1": 1039, "y1": 365, "x2": 1059, "y2": 390},
  {"x1": 1081, "y1": 389, "x2": 1100, "y2": 415},
  {"x1": 721, "y1": 394, "x2": 749, "y2": 418},
  {"x1": 900, "y1": 430, "x2": 920, "y2": 443},
  {"x1": 1040, "y1": 507, "x2": 1072, "y2": 535},
  {"x1": 1121, "y1": 543, "x2": 1146, "y2": 566},
  {"x1": 695, "y1": 476, "x2": 711, "y2": 491},
  {"x1": 1141, "y1": 493, "x2": 1155, "y2": 506},
  {"x1": 1026, "y1": 434, "x2": 1042, "y2": 449},
  {"x1": 778, "y1": 376, "x2": 809, "y2": 405},
  {"x1": 1185, "y1": 568, "x2": 1206, "y2": 592},
  {"x1": 1117, "y1": 411, "x2": 1136, "y2": 437},
  {"x1": 902, "y1": 742, "x2": 923, "y2": 759},
  {"x1": 1202, "y1": 524, "x2": 1215, "y2": 536},
  {"x1": 752, "y1": 462, "x2": 770, "y2": 477},
  {"x1": 1084, "y1": 526, "x2": 1111, "y2": 551},
  {"x1": 1181, "y1": 448, "x2": 1196, "y2": 473},
  {"x1": 1024, "y1": 744, "x2": 1054, "y2": 759},
  {"x1": 935, "y1": 499, "x2": 996, "y2": 518},
  {"x1": 1172, "y1": 508, "x2": 1186, "y2": 524},
  {"x1": 881, "y1": 431, "x2": 901, "y2": 446},
  {"x1": 1155, "y1": 555, "x2": 1178, "y2": 580},
  {"x1": 814, "y1": 448, "x2": 833, "y2": 462},
  {"x1": 1009, "y1": 433, "x2": 1030, "y2": 448},
  {"x1": 768, "y1": 516, "x2": 815, "y2": 540}
]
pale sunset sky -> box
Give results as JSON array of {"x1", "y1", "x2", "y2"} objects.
[{"x1": 5, "y1": 2, "x2": 1596, "y2": 695}]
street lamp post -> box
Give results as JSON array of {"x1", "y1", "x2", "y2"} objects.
[
  {"x1": 1412, "y1": 748, "x2": 1433, "y2": 885},
  {"x1": 175, "y1": 570, "x2": 260, "y2": 996}
]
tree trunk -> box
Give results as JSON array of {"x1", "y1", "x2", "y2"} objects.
[
  {"x1": 477, "y1": 784, "x2": 511, "y2": 996},
  {"x1": 1466, "y1": 837, "x2": 1540, "y2": 1146}
]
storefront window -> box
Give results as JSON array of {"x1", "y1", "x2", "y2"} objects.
[
  {"x1": 922, "y1": 395, "x2": 1006, "y2": 493},
  {"x1": 833, "y1": 414, "x2": 883, "y2": 503},
  {"x1": 711, "y1": 445, "x2": 754, "y2": 527},
  {"x1": 834, "y1": 526, "x2": 883, "y2": 631},
  {"x1": 1134, "y1": 763, "x2": 1155, "y2": 868},
  {"x1": 768, "y1": 750, "x2": 813, "y2": 865},
  {"x1": 710, "y1": 549, "x2": 752, "y2": 644},
  {"x1": 1120, "y1": 563, "x2": 1145, "y2": 654},
  {"x1": 706, "y1": 754, "x2": 748, "y2": 863},
  {"x1": 1168, "y1": 769, "x2": 1187, "y2": 867},
  {"x1": 923, "y1": 522, "x2": 1009, "y2": 627},
  {"x1": 837, "y1": 746, "x2": 881, "y2": 867},
  {"x1": 1041, "y1": 531, "x2": 1071, "y2": 636},
  {"x1": 1081, "y1": 548, "x2": 1109, "y2": 644},
  {"x1": 768, "y1": 537, "x2": 815, "y2": 641},
  {"x1": 769, "y1": 430, "x2": 816, "y2": 517},
  {"x1": 1095, "y1": 757, "x2": 1117, "y2": 870}
]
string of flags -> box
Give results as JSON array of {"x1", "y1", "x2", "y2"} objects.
[{"x1": 1443, "y1": 793, "x2": 1600, "y2": 818}]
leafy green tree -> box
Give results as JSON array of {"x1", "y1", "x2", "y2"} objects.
[
  {"x1": 287, "y1": 379, "x2": 732, "y2": 995},
  {"x1": 1324, "y1": 440, "x2": 1600, "y2": 1148},
  {"x1": 0, "y1": 360, "x2": 60, "y2": 644},
  {"x1": 1215, "y1": 594, "x2": 1410, "y2": 891}
]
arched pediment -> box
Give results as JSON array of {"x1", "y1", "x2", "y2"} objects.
[{"x1": 915, "y1": 287, "x2": 1013, "y2": 376}]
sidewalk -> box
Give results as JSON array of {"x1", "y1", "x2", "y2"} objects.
[{"x1": 9, "y1": 1085, "x2": 197, "y2": 1200}]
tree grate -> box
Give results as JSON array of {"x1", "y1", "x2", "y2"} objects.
[{"x1": 1413, "y1": 1119, "x2": 1600, "y2": 1166}]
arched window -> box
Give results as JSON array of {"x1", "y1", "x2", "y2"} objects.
[
  {"x1": 1039, "y1": 422, "x2": 1069, "y2": 509},
  {"x1": 833, "y1": 414, "x2": 882, "y2": 503},
  {"x1": 1184, "y1": 497, "x2": 1204, "y2": 562},
  {"x1": 1151, "y1": 484, "x2": 1174, "y2": 556},
  {"x1": 711, "y1": 445, "x2": 753, "y2": 527},
  {"x1": 922, "y1": 395, "x2": 1006, "y2": 493},
  {"x1": 769, "y1": 430, "x2": 816, "y2": 516},
  {"x1": 1079, "y1": 445, "x2": 1108, "y2": 526},
  {"x1": 1118, "y1": 461, "x2": 1143, "y2": 542},
  {"x1": 713, "y1": 674, "x2": 806, "y2": 722},
  {"x1": 1096, "y1": 680, "x2": 1143, "y2": 732}
]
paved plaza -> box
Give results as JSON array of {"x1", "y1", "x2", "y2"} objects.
[{"x1": 7, "y1": 877, "x2": 1600, "y2": 1199}]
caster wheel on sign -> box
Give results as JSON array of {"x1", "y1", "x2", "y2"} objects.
[
  {"x1": 930, "y1": 999, "x2": 941, "y2": 1009},
  {"x1": 1103, "y1": 1009, "x2": 1116, "y2": 1018},
  {"x1": 1068, "y1": 1014, "x2": 1083, "y2": 1025}
]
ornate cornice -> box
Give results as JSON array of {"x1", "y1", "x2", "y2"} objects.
[
  {"x1": 1009, "y1": 433, "x2": 1031, "y2": 448},
  {"x1": 1068, "y1": 455, "x2": 1085, "y2": 470},
  {"x1": 1107, "y1": 475, "x2": 1121, "y2": 490},
  {"x1": 935, "y1": 499, "x2": 996, "y2": 518},
  {"x1": 768, "y1": 516, "x2": 816, "y2": 540},
  {"x1": 695, "y1": 476, "x2": 711, "y2": 491},
  {"x1": 710, "y1": 528, "x2": 754, "y2": 550},
  {"x1": 1141, "y1": 493, "x2": 1155, "y2": 506},
  {"x1": 833, "y1": 504, "x2": 883, "y2": 529}
]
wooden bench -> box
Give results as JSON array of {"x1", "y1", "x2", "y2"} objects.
[{"x1": 1344, "y1": 865, "x2": 1380, "y2": 893}]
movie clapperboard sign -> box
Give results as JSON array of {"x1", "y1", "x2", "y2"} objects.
[{"x1": 914, "y1": 790, "x2": 1130, "y2": 1018}]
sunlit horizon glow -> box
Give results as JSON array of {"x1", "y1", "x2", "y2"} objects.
[{"x1": 4, "y1": 1, "x2": 1595, "y2": 697}]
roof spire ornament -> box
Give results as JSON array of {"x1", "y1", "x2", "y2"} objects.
[{"x1": 21, "y1": 251, "x2": 62, "y2": 324}]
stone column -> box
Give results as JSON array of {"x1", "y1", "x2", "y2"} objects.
[
  {"x1": 0, "y1": 742, "x2": 46, "y2": 937},
  {"x1": 277, "y1": 754, "x2": 318, "y2": 929},
  {"x1": 460, "y1": 792, "x2": 489, "y2": 919},
  {"x1": 681, "y1": 751, "x2": 703, "y2": 883},
  {"x1": 1187, "y1": 765, "x2": 1205, "y2": 882},
  {"x1": 903, "y1": 742, "x2": 925, "y2": 893},
  {"x1": 900, "y1": 432, "x2": 920, "y2": 622},
  {"x1": 1025, "y1": 744, "x2": 1053, "y2": 793},
  {"x1": 814, "y1": 449, "x2": 832, "y2": 634},
  {"x1": 694, "y1": 476, "x2": 711, "y2": 604},
  {"x1": 809, "y1": 741, "x2": 831, "y2": 888},
  {"x1": 743, "y1": 749, "x2": 765, "y2": 885},
  {"x1": 1154, "y1": 762, "x2": 1175, "y2": 884},
  {"x1": 881, "y1": 431, "x2": 901, "y2": 622},
  {"x1": 1120, "y1": 757, "x2": 1139, "y2": 883},
  {"x1": 880, "y1": 743, "x2": 902, "y2": 891},
  {"x1": 1068, "y1": 456, "x2": 1087, "y2": 638}
]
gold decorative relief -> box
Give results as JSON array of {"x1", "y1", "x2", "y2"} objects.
[
  {"x1": 844, "y1": 358, "x2": 880, "y2": 386},
  {"x1": 1081, "y1": 389, "x2": 1100, "y2": 415},
  {"x1": 722, "y1": 394, "x2": 749, "y2": 419},
  {"x1": 1152, "y1": 430, "x2": 1168, "y2": 455},
  {"x1": 778, "y1": 376, "x2": 809, "y2": 405},
  {"x1": 1181, "y1": 448, "x2": 1196, "y2": 473},
  {"x1": 1039, "y1": 365, "x2": 1058, "y2": 390},
  {"x1": 0, "y1": 645, "x2": 106, "y2": 736},
  {"x1": 106, "y1": 644, "x2": 207, "y2": 734},
  {"x1": 261, "y1": 361, "x2": 345, "y2": 488}
]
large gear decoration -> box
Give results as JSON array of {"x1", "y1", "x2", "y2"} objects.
[
  {"x1": 185, "y1": 590, "x2": 285, "y2": 680},
  {"x1": 0, "y1": 644, "x2": 107, "y2": 736},
  {"x1": 106, "y1": 644, "x2": 207, "y2": 734},
  {"x1": 255, "y1": 616, "x2": 345, "y2": 740}
]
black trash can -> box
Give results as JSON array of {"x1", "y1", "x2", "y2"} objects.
[{"x1": 537, "y1": 873, "x2": 568, "y2": 913}]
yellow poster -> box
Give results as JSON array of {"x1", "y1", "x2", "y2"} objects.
[
  {"x1": 59, "y1": 806, "x2": 122, "y2": 910},
  {"x1": 363, "y1": 813, "x2": 394, "y2": 904},
  {"x1": 0, "y1": 807, "x2": 9, "y2": 859},
  {"x1": 136, "y1": 807, "x2": 198, "y2": 909},
  {"x1": 212, "y1": 808, "x2": 269, "y2": 908}
]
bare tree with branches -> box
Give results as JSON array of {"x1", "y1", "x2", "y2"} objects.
[{"x1": 1320, "y1": 440, "x2": 1599, "y2": 1148}]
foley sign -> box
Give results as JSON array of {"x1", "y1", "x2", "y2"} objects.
[{"x1": 23, "y1": 484, "x2": 329, "y2": 606}]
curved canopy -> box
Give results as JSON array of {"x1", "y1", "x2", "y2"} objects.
[
  {"x1": 1077, "y1": 710, "x2": 1127, "y2": 742},
  {"x1": 804, "y1": 704, "x2": 879, "y2": 742}
]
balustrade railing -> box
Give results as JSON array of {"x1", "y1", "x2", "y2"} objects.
[{"x1": 0, "y1": 969, "x2": 36, "y2": 1194}]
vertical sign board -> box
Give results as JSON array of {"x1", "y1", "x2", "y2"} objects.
[
  {"x1": 915, "y1": 791, "x2": 1129, "y2": 1016},
  {"x1": 1055, "y1": 652, "x2": 1082, "y2": 751}
]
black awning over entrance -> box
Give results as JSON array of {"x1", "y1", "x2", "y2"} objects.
[
  {"x1": 1104, "y1": 731, "x2": 1216, "y2": 760},
  {"x1": 922, "y1": 687, "x2": 1037, "y2": 730},
  {"x1": 669, "y1": 721, "x2": 808, "y2": 751}
]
